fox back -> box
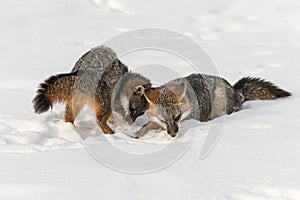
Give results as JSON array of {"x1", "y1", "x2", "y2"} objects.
[{"x1": 71, "y1": 45, "x2": 117, "y2": 72}]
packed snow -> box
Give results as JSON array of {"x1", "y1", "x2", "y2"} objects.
[{"x1": 0, "y1": 0, "x2": 300, "y2": 199}]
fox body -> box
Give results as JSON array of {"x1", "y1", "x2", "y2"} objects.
[
  {"x1": 129, "y1": 74, "x2": 291, "y2": 138},
  {"x1": 33, "y1": 46, "x2": 150, "y2": 134}
]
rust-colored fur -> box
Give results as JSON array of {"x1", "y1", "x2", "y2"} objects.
[{"x1": 144, "y1": 88, "x2": 161, "y2": 105}]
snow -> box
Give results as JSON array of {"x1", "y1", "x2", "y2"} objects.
[{"x1": 0, "y1": 0, "x2": 300, "y2": 199}]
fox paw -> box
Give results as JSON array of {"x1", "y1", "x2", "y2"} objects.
[{"x1": 103, "y1": 130, "x2": 114, "y2": 134}]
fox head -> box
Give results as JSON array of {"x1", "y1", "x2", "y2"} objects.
[
  {"x1": 133, "y1": 82, "x2": 187, "y2": 137},
  {"x1": 127, "y1": 83, "x2": 151, "y2": 122}
]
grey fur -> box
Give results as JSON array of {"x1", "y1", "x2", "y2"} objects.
[
  {"x1": 71, "y1": 45, "x2": 117, "y2": 72},
  {"x1": 184, "y1": 74, "x2": 244, "y2": 120}
]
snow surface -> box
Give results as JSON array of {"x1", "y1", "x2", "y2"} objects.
[{"x1": 0, "y1": 0, "x2": 300, "y2": 199}]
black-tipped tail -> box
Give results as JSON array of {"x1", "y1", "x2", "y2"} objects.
[
  {"x1": 33, "y1": 85, "x2": 53, "y2": 114},
  {"x1": 233, "y1": 77, "x2": 291, "y2": 102},
  {"x1": 33, "y1": 71, "x2": 77, "y2": 114}
]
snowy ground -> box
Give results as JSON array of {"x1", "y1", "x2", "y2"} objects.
[{"x1": 1, "y1": 0, "x2": 300, "y2": 199}]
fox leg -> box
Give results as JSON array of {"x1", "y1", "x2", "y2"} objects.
[
  {"x1": 96, "y1": 113, "x2": 114, "y2": 134},
  {"x1": 65, "y1": 101, "x2": 75, "y2": 123},
  {"x1": 134, "y1": 121, "x2": 161, "y2": 139},
  {"x1": 94, "y1": 101, "x2": 114, "y2": 134},
  {"x1": 64, "y1": 95, "x2": 85, "y2": 124}
]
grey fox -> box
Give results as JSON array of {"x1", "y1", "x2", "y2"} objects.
[
  {"x1": 129, "y1": 74, "x2": 291, "y2": 138},
  {"x1": 33, "y1": 46, "x2": 150, "y2": 134}
]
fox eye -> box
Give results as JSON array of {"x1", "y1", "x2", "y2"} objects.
[{"x1": 174, "y1": 114, "x2": 181, "y2": 121}]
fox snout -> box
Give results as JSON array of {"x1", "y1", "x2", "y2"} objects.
[{"x1": 166, "y1": 121, "x2": 179, "y2": 137}]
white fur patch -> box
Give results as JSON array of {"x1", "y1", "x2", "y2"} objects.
[{"x1": 120, "y1": 94, "x2": 129, "y2": 116}]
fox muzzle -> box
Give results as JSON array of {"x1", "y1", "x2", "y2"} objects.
[{"x1": 166, "y1": 121, "x2": 179, "y2": 137}]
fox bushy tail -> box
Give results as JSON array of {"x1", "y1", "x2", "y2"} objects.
[
  {"x1": 233, "y1": 77, "x2": 291, "y2": 102},
  {"x1": 33, "y1": 71, "x2": 78, "y2": 114}
]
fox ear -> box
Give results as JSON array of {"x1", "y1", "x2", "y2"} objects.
[
  {"x1": 144, "y1": 88, "x2": 159, "y2": 106},
  {"x1": 134, "y1": 85, "x2": 145, "y2": 96},
  {"x1": 169, "y1": 82, "x2": 187, "y2": 102}
]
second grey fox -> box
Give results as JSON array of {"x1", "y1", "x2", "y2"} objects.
[
  {"x1": 33, "y1": 46, "x2": 150, "y2": 134},
  {"x1": 129, "y1": 74, "x2": 291, "y2": 138}
]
